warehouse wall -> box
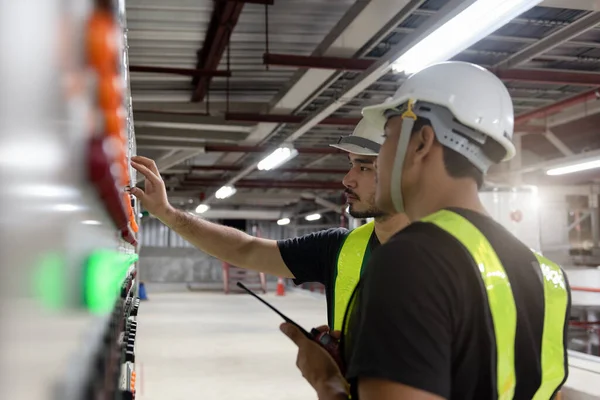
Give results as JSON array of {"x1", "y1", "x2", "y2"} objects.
[
  {"x1": 138, "y1": 217, "x2": 304, "y2": 283},
  {"x1": 138, "y1": 195, "x2": 577, "y2": 284}
]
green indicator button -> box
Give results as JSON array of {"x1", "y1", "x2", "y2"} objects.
[{"x1": 84, "y1": 251, "x2": 139, "y2": 314}]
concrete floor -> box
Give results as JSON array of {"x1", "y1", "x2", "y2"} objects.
[{"x1": 136, "y1": 288, "x2": 327, "y2": 400}]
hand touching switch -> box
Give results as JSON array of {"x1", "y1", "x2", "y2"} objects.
[{"x1": 130, "y1": 156, "x2": 174, "y2": 221}]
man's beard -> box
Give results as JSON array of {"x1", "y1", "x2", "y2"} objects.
[
  {"x1": 345, "y1": 189, "x2": 387, "y2": 219},
  {"x1": 348, "y1": 204, "x2": 387, "y2": 219}
]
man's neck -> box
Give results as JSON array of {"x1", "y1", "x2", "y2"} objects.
[
  {"x1": 373, "y1": 213, "x2": 410, "y2": 244},
  {"x1": 410, "y1": 179, "x2": 487, "y2": 221}
]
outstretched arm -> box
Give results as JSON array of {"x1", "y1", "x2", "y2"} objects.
[{"x1": 130, "y1": 156, "x2": 294, "y2": 278}]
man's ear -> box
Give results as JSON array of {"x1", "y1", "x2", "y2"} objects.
[{"x1": 413, "y1": 125, "x2": 435, "y2": 160}]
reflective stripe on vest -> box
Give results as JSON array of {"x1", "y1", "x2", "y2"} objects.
[
  {"x1": 531, "y1": 251, "x2": 569, "y2": 400},
  {"x1": 422, "y1": 210, "x2": 517, "y2": 399},
  {"x1": 332, "y1": 221, "x2": 375, "y2": 331},
  {"x1": 422, "y1": 210, "x2": 568, "y2": 400}
]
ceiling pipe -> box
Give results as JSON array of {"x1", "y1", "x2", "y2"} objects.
[
  {"x1": 204, "y1": 144, "x2": 341, "y2": 154},
  {"x1": 263, "y1": 53, "x2": 375, "y2": 71},
  {"x1": 301, "y1": 192, "x2": 343, "y2": 214},
  {"x1": 192, "y1": 0, "x2": 247, "y2": 102},
  {"x1": 262, "y1": 54, "x2": 600, "y2": 87},
  {"x1": 129, "y1": 65, "x2": 231, "y2": 77},
  {"x1": 282, "y1": 0, "x2": 479, "y2": 144},
  {"x1": 180, "y1": 178, "x2": 344, "y2": 190},
  {"x1": 199, "y1": 0, "x2": 463, "y2": 205},
  {"x1": 189, "y1": 165, "x2": 347, "y2": 174},
  {"x1": 495, "y1": 69, "x2": 600, "y2": 87},
  {"x1": 224, "y1": 112, "x2": 360, "y2": 126},
  {"x1": 515, "y1": 88, "x2": 600, "y2": 127}
]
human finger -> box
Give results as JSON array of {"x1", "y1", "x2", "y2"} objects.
[
  {"x1": 280, "y1": 323, "x2": 308, "y2": 347},
  {"x1": 129, "y1": 187, "x2": 146, "y2": 201},
  {"x1": 131, "y1": 161, "x2": 162, "y2": 187},
  {"x1": 131, "y1": 155, "x2": 160, "y2": 176},
  {"x1": 314, "y1": 325, "x2": 330, "y2": 334}
]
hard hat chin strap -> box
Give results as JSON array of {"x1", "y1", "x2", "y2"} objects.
[{"x1": 390, "y1": 100, "x2": 417, "y2": 213}]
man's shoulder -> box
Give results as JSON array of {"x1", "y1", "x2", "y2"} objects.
[
  {"x1": 386, "y1": 220, "x2": 458, "y2": 248},
  {"x1": 277, "y1": 227, "x2": 350, "y2": 249},
  {"x1": 371, "y1": 220, "x2": 473, "y2": 276}
]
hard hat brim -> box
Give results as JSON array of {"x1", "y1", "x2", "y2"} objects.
[
  {"x1": 361, "y1": 97, "x2": 408, "y2": 134},
  {"x1": 329, "y1": 143, "x2": 378, "y2": 156}
]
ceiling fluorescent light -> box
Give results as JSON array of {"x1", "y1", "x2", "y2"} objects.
[
  {"x1": 195, "y1": 204, "x2": 210, "y2": 213},
  {"x1": 391, "y1": 0, "x2": 541, "y2": 74},
  {"x1": 215, "y1": 185, "x2": 237, "y2": 199},
  {"x1": 546, "y1": 159, "x2": 600, "y2": 176},
  {"x1": 257, "y1": 145, "x2": 298, "y2": 171},
  {"x1": 305, "y1": 213, "x2": 321, "y2": 221},
  {"x1": 277, "y1": 218, "x2": 291, "y2": 226}
]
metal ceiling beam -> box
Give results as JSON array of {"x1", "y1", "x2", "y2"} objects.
[
  {"x1": 219, "y1": 0, "x2": 420, "y2": 167},
  {"x1": 284, "y1": 0, "x2": 477, "y2": 144},
  {"x1": 180, "y1": 178, "x2": 344, "y2": 190},
  {"x1": 301, "y1": 192, "x2": 343, "y2": 214},
  {"x1": 540, "y1": 0, "x2": 600, "y2": 11},
  {"x1": 224, "y1": 112, "x2": 360, "y2": 126},
  {"x1": 191, "y1": 0, "x2": 246, "y2": 102},
  {"x1": 526, "y1": 95, "x2": 600, "y2": 128},
  {"x1": 136, "y1": 140, "x2": 207, "y2": 150},
  {"x1": 137, "y1": 149, "x2": 205, "y2": 183},
  {"x1": 263, "y1": 54, "x2": 600, "y2": 87},
  {"x1": 543, "y1": 130, "x2": 575, "y2": 157},
  {"x1": 202, "y1": 0, "x2": 469, "y2": 205},
  {"x1": 495, "y1": 69, "x2": 600, "y2": 87},
  {"x1": 129, "y1": 65, "x2": 231, "y2": 77},
  {"x1": 136, "y1": 126, "x2": 247, "y2": 142},
  {"x1": 515, "y1": 88, "x2": 600, "y2": 127},
  {"x1": 169, "y1": 191, "x2": 301, "y2": 204},
  {"x1": 134, "y1": 111, "x2": 253, "y2": 132},
  {"x1": 494, "y1": 11, "x2": 600, "y2": 69},
  {"x1": 263, "y1": 53, "x2": 374, "y2": 71},
  {"x1": 190, "y1": 165, "x2": 347, "y2": 174},
  {"x1": 204, "y1": 144, "x2": 341, "y2": 154}
]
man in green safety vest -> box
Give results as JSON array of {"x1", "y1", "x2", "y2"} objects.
[
  {"x1": 131, "y1": 120, "x2": 410, "y2": 331},
  {"x1": 280, "y1": 61, "x2": 571, "y2": 400}
]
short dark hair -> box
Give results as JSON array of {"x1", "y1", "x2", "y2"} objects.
[{"x1": 411, "y1": 117, "x2": 484, "y2": 189}]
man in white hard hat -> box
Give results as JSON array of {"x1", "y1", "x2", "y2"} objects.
[
  {"x1": 131, "y1": 120, "x2": 409, "y2": 332},
  {"x1": 280, "y1": 61, "x2": 570, "y2": 400}
]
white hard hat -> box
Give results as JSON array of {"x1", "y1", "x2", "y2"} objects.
[
  {"x1": 361, "y1": 61, "x2": 515, "y2": 213},
  {"x1": 329, "y1": 118, "x2": 383, "y2": 156},
  {"x1": 362, "y1": 61, "x2": 516, "y2": 164}
]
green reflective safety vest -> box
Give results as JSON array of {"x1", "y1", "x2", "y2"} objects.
[
  {"x1": 422, "y1": 210, "x2": 569, "y2": 400},
  {"x1": 331, "y1": 221, "x2": 375, "y2": 331}
]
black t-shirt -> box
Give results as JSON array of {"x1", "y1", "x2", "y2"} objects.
[
  {"x1": 277, "y1": 227, "x2": 380, "y2": 325},
  {"x1": 342, "y1": 208, "x2": 570, "y2": 400}
]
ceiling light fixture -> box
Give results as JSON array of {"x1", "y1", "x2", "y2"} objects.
[
  {"x1": 305, "y1": 213, "x2": 321, "y2": 221},
  {"x1": 195, "y1": 204, "x2": 210, "y2": 213},
  {"x1": 257, "y1": 144, "x2": 299, "y2": 171},
  {"x1": 215, "y1": 185, "x2": 237, "y2": 199},
  {"x1": 277, "y1": 217, "x2": 291, "y2": 226},
  {"x1": 391, "y1": 0, "x2": 542, "y2": 75},
  {"x1": 546, "y1": 158, "x2": 600, "y2": 176}
]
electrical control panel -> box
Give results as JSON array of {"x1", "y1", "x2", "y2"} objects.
[{"x1": 0, "y1": 0, "x2": 140, "y2": 399}]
